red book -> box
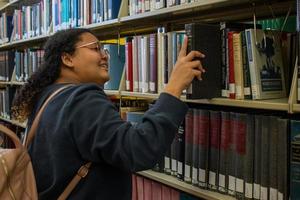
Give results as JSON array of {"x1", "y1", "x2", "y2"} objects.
[
  {"x1": 162, "y1": 185, "x2": 171, "y2": 200},
  {"x1": 143, "y1": 178, "x2": 152, "y2": 200},
  {"x1": 136, "y1": 176, "x2": 144, "y2": 200},
  {"x1": 132, "y1": 175, "x2": 137, "y2": 200},
  {"x1": 151, "y1": 181, "x2": 162, "y2": 200},
  {"x1": 228, "y1": 31, "x2": 236, "y2": 99},
  {"x1": 171, "y1": 189, "x2": 180, "y2": 200},
  {"x1": 126, "y1": 37, "x2": 133, "y2": 91}
]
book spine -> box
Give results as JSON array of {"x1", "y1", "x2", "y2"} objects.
[
  {"x1": 218, "y1": 111, "x2": 230, "y2": 193},
  {"x1": 290, "y1": 120, "x2": 300, "y2": 200},
  {"x1": 191, "y1": 109, "x2": 199, "y2": 185},
  {"x1": 253, "y1": 115, "x2": 262, "y2": 200},
  {"x1": 244, "y1": 114, "x2": 255, "y2": 200},
  {"x1": 198, "y1": 109, "x2": 210, "y2": 188},
  {"x1": 277, "y1": 118, "x2": 288, "y2": 200},
  {"x1": 208, "y1": 110, "x2": 221, "y2": 191},
  {"x1": 184, "y1": 108, "x2": 193, "y2": 183}
]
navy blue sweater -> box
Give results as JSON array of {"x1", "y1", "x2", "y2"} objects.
[{"x1": 28, "y1": 83, "x2": 188, "y2": 200}]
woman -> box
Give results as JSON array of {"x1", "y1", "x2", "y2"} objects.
[{"x1": 12, "y1": 28, "x2": 205, "y2": 199}]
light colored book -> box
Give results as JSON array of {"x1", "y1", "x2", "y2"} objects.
[{"x1": 245, "y1": 29, "x2": 286, "y2": 100}]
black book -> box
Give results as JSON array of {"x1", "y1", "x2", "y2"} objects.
[{"x1": 185, "y1": 23, "x2": 222, "y2": 99}]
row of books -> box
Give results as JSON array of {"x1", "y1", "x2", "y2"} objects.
[
  {"x1": 125, "y1": 107, "x2": 299, "y2": 200},
  {"x1": 0, "y1": 87, "x2": 16, "y2": 120},
  {"x1": 128, "y1": 0, "x2": 201, "y2": 16},
  {"x1": 0, "y1": 43, "x2": 125, "y2": 90},
  {"x1": 124, "y1": 23, "x2": 292, "y2": 100},
  {"x1": 0, "y1": 49, "x2": 44, "y2": 82},
  {"x1": 132, "y1": 174, "x2": 200, "y2": 200},
  {"x1": 0, "y1": 0, "x2": 122, "y2": 44},
  {"x1": 125, "y1": 30, "x2": 184, "y2": 94}
]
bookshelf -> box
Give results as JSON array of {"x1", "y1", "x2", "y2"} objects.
[{"x1": 0, "y1": 0, "x2": 297, "y2": 199}]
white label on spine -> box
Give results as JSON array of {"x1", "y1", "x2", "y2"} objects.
[
  {"x1": 245, "y1": 182, "x2": 253, "y2": 198},
  {"x1": 177, "y1": 162, "x2": 182, "y2": 174},
  {"x1": 192, "y1": 167, "x2": 198, "y2": 178},
  {"x1": 236, "y1": 178, "x2": 244, "y2": 193},
  {"x1": 150, "y1": 82, "x2": 155, "y2": 92},
  {"x1": 126, "y1": 81, "x2": 130, "y2": 90},
  {"x1": 254, "y1": 183, "x2": 260, "y2": 199},
  {"x1": 184, "y1": 165, "x2": 190, "y2": 178},
  {"x1": 164, "y1": 157, "x2": 170, "y2": 168},
  {"x1": 171, "y1": 159, "x2": 176, "y2": 171},
  {"x1": 222, "y1": 89, "x2": 229, "y2": 97},
  {"x1": 270, "y1": 188, "x2": 278, "y2": 200},
  {"x1": 229, "y1": 83, "x2": 235, "y2": 93},
  {"x1": 228, "y1": 176, "x2": 236, "y2": 191},
  {"x1": 209, "y1": 171, "x2": 216, "y2": 186},
  {"x1": 260, "y1": 187, "x2": 268, "y2": 200},
  {"x1": 252, "y1": 85, "x2": 258, "y2": 98},
  {"x1": 218, "y1": 174, "x2": 225, "y2": 187},
  {"x1": 277, "y1": 192, "x2": 283, "y2": 200},
  {"x1": 134, "y1": 81, "x2": 139, "y2": 91},
  {"x1": 244, "y1": 87, "x2": 251, "y2": 95},
  {"x1": 198, "y1": 168, "x2": 206, "y2": 182}
]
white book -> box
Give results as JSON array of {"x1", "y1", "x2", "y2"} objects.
[
  {"x1": 132, "y1": 37, "x2": 139, "y2": 92},
  {"x1": 142, "y1": 35, "x2": 150, "y2": 93},
  {"x1": 245, "y1": 29, "x2": 286, "y2": 100}
]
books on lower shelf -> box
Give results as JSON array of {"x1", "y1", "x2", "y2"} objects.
[
  {"x1": 126, "y1": 106, "x2": 291, "y2": 200},
  {"x1": 133, "y1": 174, "x2": 202, "y2": 200}
]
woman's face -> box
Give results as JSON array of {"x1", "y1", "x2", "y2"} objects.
[{"x1": 70, "y1": 32, "x2": 110, "y2": 85}]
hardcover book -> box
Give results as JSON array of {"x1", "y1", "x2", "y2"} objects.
[{"x1": 185, "y1": 23, "x2": 222, "y2": 99}]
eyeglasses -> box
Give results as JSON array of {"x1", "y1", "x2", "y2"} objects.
[{"x1": 76, "y1": 41, "x2": 110, "y2": 58}]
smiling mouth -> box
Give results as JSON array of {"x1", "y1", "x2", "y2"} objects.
[{"x1": 98, "y1": 64, "x2": 108, "y2": 70}]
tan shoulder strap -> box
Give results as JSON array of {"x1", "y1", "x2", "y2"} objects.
[
  {"x1": 24, "y1": 84, "x2": 92, "y2": 200},
  {"x1": 57, "y1": 162, "x2": 92, "y2": 200},
  {"x1": 25, "y1": 84, "x2": 73, "y2": 147}
]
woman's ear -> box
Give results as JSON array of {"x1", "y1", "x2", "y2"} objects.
[{"x1": 61, "y1": 53, "x2": 74, "y2": 68}]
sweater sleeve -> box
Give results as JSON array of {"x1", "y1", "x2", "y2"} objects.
[{"x1": 66, "y1": 85, "x2": 188, "y2": 172}]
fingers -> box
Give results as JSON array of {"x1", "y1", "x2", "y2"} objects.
[
  {"x1": 192, "y1": 69, "x2": 203, "y2": 80},
  {"x1": 185, "y1": 51, "x2": 205, "y2": 62},
  {"x1": 178, "y1": 36, "x2": 188, "y2": 59},
  {"x1": 189, "y1": 60, "x2": 205, "y2": 73}
]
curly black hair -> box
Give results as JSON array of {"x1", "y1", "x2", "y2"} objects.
[{"x1": 11, "y1": 28, "x2": 92, "y2": 122}]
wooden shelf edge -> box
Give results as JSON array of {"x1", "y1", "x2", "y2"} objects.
[{"x1": 137, "y1": 170, "x2": 235, "y2": 200}]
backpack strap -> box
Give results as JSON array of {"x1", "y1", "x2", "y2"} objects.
[
  {"x1": 24, "y1": 84, "x2": 92, "y2": 200},
  {"x1": 57, "y1": 162, "x2": 92, "y2": 200}
]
